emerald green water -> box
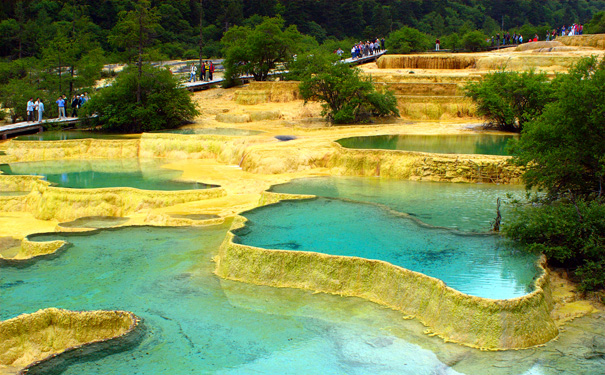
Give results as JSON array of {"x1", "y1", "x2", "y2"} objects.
[
  {"x1": 0, "y1": 159, "x2": 215, "y2": 191},
  {"x1": 235, "y1": 198, "x2": 538, "y2": 299},
  {"x1": 270, "y1": 177, "x2": 525, "y2": 232},
  {"x1": 337, "y1": 134, "x2": 517, "y2": 155},
  {"x1": 14, "y1": 130, "x2": 141, "y2": 141}
]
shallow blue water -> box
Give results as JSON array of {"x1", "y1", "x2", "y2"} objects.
[
  {"x1": 0, "y1": 159, "x2": 214, "y2": 191},
  {"x1": 337, "y1": 134, "x2": 518, "y2": 155},
  {"x1": 235, "y1": 198, "x2": 538, "y2": 299},
  {"x1": 270, "y1": 177, "x2": 526, "y2": 232},
  {"x1": 0, "y1": 225, "x2": 462, "y2": 374}
]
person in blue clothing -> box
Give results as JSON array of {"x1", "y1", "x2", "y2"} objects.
[
  {"x1": 56, "y1": 96, "x2": 66, "y2": 119},
  {"x1": 37, "y1": 98, "x2": 44, "y2": 122},
  {"x1": 26, "y1": 98, "x2": 34, "y2": 122}
]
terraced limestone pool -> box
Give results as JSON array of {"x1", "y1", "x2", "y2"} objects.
[
  {"x1": 270, "y1": 177, "x2": 526, "y2": 232},
  {"x1": 0, "y1": 159, "x2": 215, "y2": 190},
  {"x1": 14, "y1": 130, "x2": 141, "y2": 141},
  {"x1": 234, "y1": 197, "x2": 538, "y2": 300},
  {"x1": 0, "y1": 224, "x2": 465, "y2": 374},
  {"x1": 337, "y1": 134, "x2": 518, "y2": 155}
]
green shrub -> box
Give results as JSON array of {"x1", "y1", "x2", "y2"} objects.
[
  {"x1": 505, "y1": 57, "x2": 605, "y2": 291},
  {"x1": 80, "y1": 64, "x2": 198, "y2": 133},
  {"x1": 296, "y1": 53, "x2": 399, "y2": 124},
  {"x1": 461, "y1": 30, "x2": 488, "y2": 52},
  {"x1": 505, "y1": 199, "x2": 605, "y2": 291},
  {"x1": 586, "y1": 11, "x2": 605, "y2": 34},
  {"x1": 386, "y1": 27, "x2": 432, "y2": 54},
  {"x1": 464, "y1": 70, "x2": 555, "y2": 132}
]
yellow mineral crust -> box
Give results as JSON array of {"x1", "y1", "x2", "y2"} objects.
[
  {"x1": 0, "y1": 308, "x2": 138, "y2": 374},
  {"x1": 215, "y1": 215, "x2": 558, "y2": 350}
]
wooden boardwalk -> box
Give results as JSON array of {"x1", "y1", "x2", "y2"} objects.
[
  {"x1": 2, "y1": 51, "x2": 388, "y2": 138},
  {"x1": 183, "y1": 50, "x2": 387, "y2": 91},
  {"x1": 0, "y1": 117, "x2": 82, "y2": 140}
]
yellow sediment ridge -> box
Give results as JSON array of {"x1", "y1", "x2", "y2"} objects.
[
  {"x1": 215, "y1": 209, "x2": 558, "y2": 350},
  {"x1": 0, "y1": 308, "x2": 138, "y2": 374}
]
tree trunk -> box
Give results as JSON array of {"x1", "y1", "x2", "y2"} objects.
[
  {"x1": 137, "y1": 8, "x2": 143, "y2": 104},
  {"x1": 199, "y1": 0, "x2": 204, "y2": 69}
]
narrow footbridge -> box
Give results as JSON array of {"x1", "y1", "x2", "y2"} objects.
[
  {"x1": 0, "y1": 117, "x2": 82, "y2": 140},
  {"x1": 183, "y1": 50, "x2": 387, "y2": 91}
]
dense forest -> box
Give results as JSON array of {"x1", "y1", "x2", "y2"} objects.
[{"x1": 1, "y1": 0, "x2": 604, "y2": 61}]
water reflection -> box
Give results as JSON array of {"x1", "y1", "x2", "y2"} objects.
[{"x1": 337, "y1": 134, "x2": 518, "y2": 155}]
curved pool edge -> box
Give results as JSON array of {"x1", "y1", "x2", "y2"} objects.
[
  {"x1": 0, "y1": 308, "x2": 141, "y2": 375},
  {"x1": 0, "y1": 175, "x2": 227, "y2": 221},
  {"x1": 214, "y1": 211, "x2": 558, "y2": 350}
]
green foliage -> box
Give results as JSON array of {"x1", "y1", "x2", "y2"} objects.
[
  {"x1": 464, "y1": 70, "x2": 555, "y2": 132},
  {"x1": 221, "y1": 17, "x2": 304, "y2": 86},
  {"x1": 511, "y1": 57, "x2": 605, "y2": 199},
  {"x1": 505, "y1": 199, "x2": 605, "y2": 291},
  {"x1": 296, "y1": 53, "x2": 399, "y2": 124},
  {"x1": 386, "y1": 27, "x2": 432, "y2": 54},
  {"x1": 586, "y1": 11, "x2": 605, "y2": 34},
  {"x1": 0, "y1": 77, "x2": 48, "y2": 123},
  {"x1": 505, "y1": 57, "x2": 605, "y2": 291},
  {"x1": 80, "y1": 65, "x2": 198, "y2": 133},
  {"x1": 461, "y1": 30, "x2": 488, "y2": 52}
]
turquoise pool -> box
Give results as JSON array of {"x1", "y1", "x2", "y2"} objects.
[
  {"x1": 337, "y1": 134, "x2": 518, "y2": 155},
  {"x1": 270, "y1": 177, "x2": 525, "y2": 232},
  {"x1": 0, "y1": 159, "x2": 215, "y2": 191},
  {"x1": 0, "y1": 225, "x2": 462, "y2": 374},
  {"x1": 235, "y1": 198, "x2": 538, "y2": 300}
]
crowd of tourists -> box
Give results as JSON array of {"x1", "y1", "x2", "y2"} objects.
[
  {"x1": 188, "y1": 61, "x2": 215, "y2": 82},
  {"x1": 349, "y1": 38, "x2": 386, "y2": 59},
  {"x1": 491, "y1": 23, "x2": 584, "y2": 46},
  {"x1": 25, "y1": 93, "x2": 89, "y2": 123}
]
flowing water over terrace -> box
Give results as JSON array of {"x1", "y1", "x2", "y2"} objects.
[
  {"x1": 0, "y1": 159, "x2": 215, "y2": 191},
  {"x1": 337, "y1": 134, "x2": 518, "y2": 155},
  {"x1": 270, "y1": 177, "x2": 525, "y2": 232},
  {"x1": 235, "y1": 198, "x2": 538, "y2": 299}
]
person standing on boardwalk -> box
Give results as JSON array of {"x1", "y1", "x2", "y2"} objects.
[
  {"x1": 27, "y1": 98, "x2": 34, "y2": 122},
  {"x1": 37, "y1": 98, "x2": 44, "y2": 122},
  {"x1": 56, "y1": 96, "x2": 66, "y2": 119},
  {"x1": 200, "y1": 61, "x2": 206, "y2": 81},
  {"x1": 209, "y1": 61, "x2": 214, "y2": 81},
  {"x1": 189, "y1": 63, "x2": 197, "y2": 82},
  {"x1": 436, "y1": 38, "x2": 440, "y2": 51},
  {"x1": 71, "y1": 95, "x2": 81, "y2": 117}
]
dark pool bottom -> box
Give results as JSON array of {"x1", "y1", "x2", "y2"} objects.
[{"x1": 234, "y1": 198, "x2": 538, "y2": 300}]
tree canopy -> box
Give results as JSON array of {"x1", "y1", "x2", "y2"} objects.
[
  {"x1": 505, "y1": 57, "x2": 605, "y2": 291},
  {"x1": 295, "y1": 53, "x2": 399, "y2": 124},
  {"x1": 80, "y1": 65, "x2": 198, "y2": 133},
  {"x1": 221, "y1": 17, "x2": 306, "y2": 85}
]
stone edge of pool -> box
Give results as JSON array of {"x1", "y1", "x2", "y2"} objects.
[
  {"x1": 1, "y1": 133, "x2": 523, "y2": 185},
  {"x1": 0, "y1": 308, "x2": 140, "y2": 374},
  {"x1": 0, "y1": 176, "x2": 226, "y2": 222},
  {"x1": 214, "y1": 192, "x2": 558, "y2": 350}
]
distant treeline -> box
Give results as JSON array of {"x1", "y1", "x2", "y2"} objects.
[{"x1": 1, "y1": 0, "x2": 604, "y2": 60}]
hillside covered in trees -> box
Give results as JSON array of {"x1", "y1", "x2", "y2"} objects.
[{"x1": 1, "y1": 0, "x2": 604, "y2": 61}]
